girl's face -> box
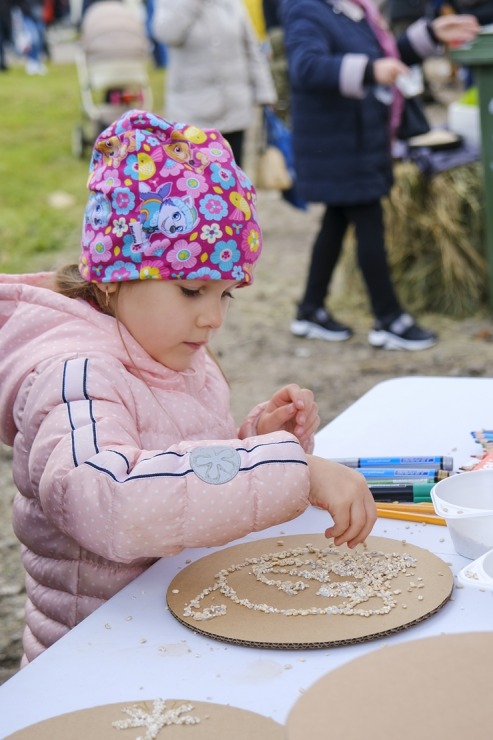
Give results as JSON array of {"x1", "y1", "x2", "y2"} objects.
[{"x1": 112, "y1": 279, "x2": 239, "y2": 371}]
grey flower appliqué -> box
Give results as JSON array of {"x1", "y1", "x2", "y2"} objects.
[{"x1": 190, "y1": 445, "x2": 241, "y2": 484}]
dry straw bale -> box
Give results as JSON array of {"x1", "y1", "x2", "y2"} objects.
[
  {"x1": 338, "y1": 161, "x2": 487, "y2": 317},
  {"x1": 385, "y1": 161, "x2": 487, "y2": 317}
]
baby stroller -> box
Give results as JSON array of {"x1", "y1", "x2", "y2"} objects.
[{"x1": 73, "y1": 1, "x2": 153, "y2": 157}]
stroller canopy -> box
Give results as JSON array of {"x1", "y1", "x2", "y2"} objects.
[{"x1": 81, "y1": 1, "x2": 150, "y2": 62}]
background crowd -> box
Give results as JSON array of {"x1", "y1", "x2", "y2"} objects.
[{"x1": 0, "y1": 0, "x2": 488, "y2": 346}]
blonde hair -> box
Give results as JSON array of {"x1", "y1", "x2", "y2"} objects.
[
  {"x1": 54, "y1": 264, "x2": 229, "y2": 383},
  {"x1": 54, "y1": 263, "x2": 117, "y2": 315}
]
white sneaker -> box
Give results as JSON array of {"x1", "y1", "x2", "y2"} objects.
[
  {"x1": 291, "y1": 307, "x2": 352, "y2": 342},
  {"x1": 25, "y1": 60, "x2": 47, "y2": 75},
  {"x1": 368, "y1": 313, "x2": 437, "y2": 351}
]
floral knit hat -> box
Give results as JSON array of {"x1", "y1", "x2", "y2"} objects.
[{"x1": 79, "y1": 110, "x2": 262, "y2": 284}]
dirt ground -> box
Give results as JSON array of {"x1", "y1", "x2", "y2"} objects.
[{"x1": 1, "y1": 47, "x2": 492, "y2": 685}]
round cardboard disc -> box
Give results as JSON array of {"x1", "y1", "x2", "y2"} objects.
[
  {"x1": 166, "y1": 534, "x2": 453, "y2": 648},
  {"x1": 286, "y1": 632, "x2": 493, "y2": 740},
  {"x1": 5, "y1": 699, "x2": 283, "y2": 740}
]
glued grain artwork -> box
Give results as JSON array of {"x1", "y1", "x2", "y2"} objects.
[
  {"x1": 166, "y1": 535, "x2": 454, "y2": 648},
  {"x1": 183, "y1": 543, "x2": 418, "y2": 620}
]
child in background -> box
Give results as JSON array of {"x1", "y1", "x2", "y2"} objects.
[
  {"x1": 0, "y1": 110, "x2": 376, "y2": 666},
  {"x1": 282, "y1": 2, "x2": 479, "y2": 350}
]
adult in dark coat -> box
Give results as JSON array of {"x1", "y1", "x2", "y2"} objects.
[
  {"x1": 0, "y1": 0, "x2": 40, "y2": 71},
  {"x1": 0, "y1": 0, "x2": 14, "y2": 70},
  {"x1": 282, "y1": 0, "x2": 479, "y2": 350},
  {"x1": 263, "y1": 0, "x2": 281, "y2": 29}
]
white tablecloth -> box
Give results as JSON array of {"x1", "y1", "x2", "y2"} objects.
[{"x1": 1, "y1": 376, "x2": 492, "y2": 736}]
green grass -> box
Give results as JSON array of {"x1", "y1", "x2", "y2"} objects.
[{"x1": 0, "y1": 61, "x2": 164, "y2": 273}]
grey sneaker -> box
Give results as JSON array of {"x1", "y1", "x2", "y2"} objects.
[
  {"x1": 368, "y1": 313, "x2": 437, "y2": 351},
  {"x1": 291, "y1": 307, "x2": 352, "y2": 341}
]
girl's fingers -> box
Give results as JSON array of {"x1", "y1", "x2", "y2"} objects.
[
  {"x1": 294, "y1": 402, "x2": 319, "y2": 435},
  {"x1": 324, "y1": 502, "x2": 351, "y2": 542},
  {"x1": 326, "y1": 497, "x2": 376, "y2": 548},
  {"x1": 266, "y1": 403, "x2": 297, "y2": 430},
  {"x1": 303, "y1": 407, "x2": 320, "y2": 434}
]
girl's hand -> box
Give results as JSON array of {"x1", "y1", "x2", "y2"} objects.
[
  {"x1": 373, "y1": 57, "x2": 410, "y2": 86},
  {"x1": 256, "y1": 384, "x2": 320, "y2": 451},
  {"x1": 307, "y1": 456, "x2": 377, "y2": 548},
  {"x1": 430, "y1": 15, "x2": 480, "y2": 46}
]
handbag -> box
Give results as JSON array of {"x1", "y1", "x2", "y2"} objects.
[
  {"x1": 256, "y1": 108, "x2": 307, "y2": 209},
  {"x1": 256, "y1": 144, "x2": 293, "y2": 191},
  {"x1": 397, "y1": 95, "x2": 431, "y2": 141}
]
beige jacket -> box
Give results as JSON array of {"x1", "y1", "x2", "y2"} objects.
[{"x1": 152, "y1": 0, "x2": 276, "y2": 133}]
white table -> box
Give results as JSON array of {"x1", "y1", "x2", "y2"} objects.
[{"x1": 1, "y1": 376, "x2": 493, "y2": 737}]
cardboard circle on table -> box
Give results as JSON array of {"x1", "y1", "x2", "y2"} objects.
[
  {"x1": 286, "y1": 632, "x2": 493, "y2": 740},
  {"x1": 5, "y1": 699, "x2": 283, "y2": 740},
  {"x1": 166, "y1": 534, "x2": 453, "y2": 648}
]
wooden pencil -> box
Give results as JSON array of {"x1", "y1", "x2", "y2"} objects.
[
  {"x1": 376, "y1": 506, "x2": 446, "y2": 526},
  {"x1": 374, "y1": 502, "x2": 436, "y2": 513}
]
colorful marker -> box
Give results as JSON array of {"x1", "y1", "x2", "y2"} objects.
[
  {"x1": 362, "y1": 477, "x2": 438, "y2": 486},
  {"x1": 355, "y1": 468, "x2": 449, "y2": 480},
  {"x1": 332, "y1": 456, "x2": 453, "y2": 470},
  {"x1": 471, "y1": 431, "x2": 493, "y2": 442},
  {"x1": 368, "y1": 482, "x2": 434, "y2": 503}
]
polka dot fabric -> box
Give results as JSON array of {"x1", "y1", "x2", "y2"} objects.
[{"x1": 79, "y1": 110, "x2": 262, "y2": 284}]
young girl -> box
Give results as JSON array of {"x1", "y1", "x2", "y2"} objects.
[{"x1": 0, "y1": 110, "x2": 375, "y2": 666}]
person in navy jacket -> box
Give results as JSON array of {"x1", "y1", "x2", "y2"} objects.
[{"x1": 282, "y1": 0, "x2": 479, "y2": 350}]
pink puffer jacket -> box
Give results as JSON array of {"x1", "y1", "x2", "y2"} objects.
[{"x1": 0, "y1": 274, "x2": 310, "y2": 664}]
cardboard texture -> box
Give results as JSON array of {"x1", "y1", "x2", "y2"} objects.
[
  {"x1": 5, "y1": 699, "x2": 283, "y2": 740},
  {"x1": 286, "y1": 632, "x2": 493, "y2": 740},
  {"x1": 166, "y1": 535, "x2": 453, "y2": 648}
]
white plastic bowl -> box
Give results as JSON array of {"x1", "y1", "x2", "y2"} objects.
[{"x1": 431, "y1": 470, "x2": 493, "y2": 559}]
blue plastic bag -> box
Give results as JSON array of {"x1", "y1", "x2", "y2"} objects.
[
  {"x1": 263, "y1": 108, "x2": 307, "y2": 211},
  {"x1": 11, "y1": 7, "x2": 33, "y2": 55}
]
